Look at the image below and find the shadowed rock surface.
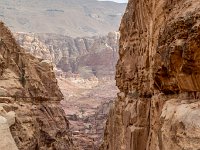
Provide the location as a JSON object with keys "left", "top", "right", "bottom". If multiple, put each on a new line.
{"left": 0, "top": 22, "right": 74, "bottom": 150}
{"left": 100, "top": 0, "right": 200, "bottom": 150}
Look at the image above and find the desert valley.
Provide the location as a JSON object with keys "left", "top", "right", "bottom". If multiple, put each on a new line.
{"left": 1, "top": 0, "right": 200, "bottom": 150}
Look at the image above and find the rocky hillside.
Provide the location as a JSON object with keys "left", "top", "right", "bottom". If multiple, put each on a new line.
{"left": 14, "top": 32, "right": 119, "bottom": 78}
{"left": 101, "top": 0, "right": 200, "bottom": 150}
{"left": 0, "top": 22, "right": 74, "bottom": 150}
{"left": 0, "top": 0, "right": 126, "bottom": 37}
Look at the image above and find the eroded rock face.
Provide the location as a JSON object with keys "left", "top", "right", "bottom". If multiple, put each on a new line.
{"left": 14, "top": 32, "right": 119, "bottom": 78}
{"left": 101, "top": 0, "right": 200, "bottom": 150}
{"left": 14, "top": 31, "right": 120, "bottom": 149}
{"left": 0, "top": 22, "right": 74, "bottom": 150}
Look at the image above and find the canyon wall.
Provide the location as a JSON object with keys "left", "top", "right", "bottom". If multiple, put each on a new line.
{"left": 15, "top": 32, "right": 119, "bottom": 79}
{"left": 14, "top": 31, "right": 120, "bottom": 150}
{"left": 101, "top": 0, "right": 200, "bottom": 150}
{"left": 0, "top": 22, "right": 74, "bottom": 150}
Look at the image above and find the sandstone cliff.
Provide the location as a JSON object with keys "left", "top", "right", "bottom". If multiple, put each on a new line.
{"left": 101, "top": 0, "right": 200, "bottom": 150}
{"left": 0, "top": 22, "right": 74, "bottom": 150}
{"left": 14, "top": 31, "right": 120, "bottom": 150}
{"left": 15, "top": 32, "right": 119, "bottom": 78}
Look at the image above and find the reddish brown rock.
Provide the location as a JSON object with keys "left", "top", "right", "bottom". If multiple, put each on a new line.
{"left": 0, "top": 22, "right": 74, "bottom": 150}
{"left": 14, "top": 32, "right": 119, "bottom": 78}
{"left": 101, "top": 0, "right": 200, "bottom": 150}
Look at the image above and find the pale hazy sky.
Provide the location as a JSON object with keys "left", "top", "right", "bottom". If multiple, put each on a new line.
{"left": 98, "top": 0, "right": 128, "bottom": 3}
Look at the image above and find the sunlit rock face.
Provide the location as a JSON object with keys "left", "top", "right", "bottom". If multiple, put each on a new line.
{"left": 0, "top": 22, "right": 74, "bottom": 150}
{"left": 100, "top": 0, "right": 200, "bottom": 150}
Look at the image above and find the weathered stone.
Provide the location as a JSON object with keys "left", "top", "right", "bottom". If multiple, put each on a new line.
{"left": 14, "top": 32, "right": 119, "bottom": 78}
{"left": 101, "top": 0, "right": 200, "bottom": 150}
{"left": 0, "top": 22, "right": 74, "bottom": 150}
{"left": 0, "top": 104, "right": 18, "bottom": 150}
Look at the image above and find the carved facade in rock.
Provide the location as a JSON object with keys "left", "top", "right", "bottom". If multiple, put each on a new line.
{"left": 0, "top": 22, "right": 74, "bottom": 150}
{"left": 101, "top": 0, "right": 200, "bottom": 150}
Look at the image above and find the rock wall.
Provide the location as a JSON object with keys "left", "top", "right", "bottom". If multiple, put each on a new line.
{"left": 0, "top": 22, "right": 74, "bottom": 150}
{"left": 101, "top": 0, "right": 200, "bottom": 150}
{"left": 14, "top": 30, "right": 120, "bottom": 150}
{"left": 14, "top": 32, "right": 119, "bottom": 78}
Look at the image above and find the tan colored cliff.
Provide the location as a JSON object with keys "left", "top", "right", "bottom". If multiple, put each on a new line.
{"left": 14, "top": 32, "right": 119, "bottom": 78}
{"left": 0, "top": 21, "right": 74, "bottom": 150}
{"left": 101, "top": 0, "right": 200, "bottom": 150}
{"left": 14, "top": 31, "right": 120, "bottom": 149}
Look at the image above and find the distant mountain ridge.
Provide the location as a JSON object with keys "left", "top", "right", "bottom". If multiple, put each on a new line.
{"left": 0, "top": 0, "right": 126, "bottom": 37}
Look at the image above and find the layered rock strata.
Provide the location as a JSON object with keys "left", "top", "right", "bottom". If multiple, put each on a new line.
{"left": 0, "top": 22, "right": 74, "bottom": 150}
{"left": 15, "top": 32, "right": 119, "bottom": 78}
{"left": 14, "top": 30, "right": 120, "bottom": 150}
{"left": 101, "top": 0, "right": 200, "bottom": 150}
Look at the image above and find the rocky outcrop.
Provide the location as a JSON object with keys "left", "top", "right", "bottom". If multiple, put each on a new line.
{"left": 0, "top": 22, "right": 74, "bottom": 149}
{"left": 101, "top": 0, "right": 200, "bottom": 150}
{"left": 14, "top": 32, "right": 119, "bottom": 78}
{"left": 14, "top": 33, "right": 52, "bottom": 62}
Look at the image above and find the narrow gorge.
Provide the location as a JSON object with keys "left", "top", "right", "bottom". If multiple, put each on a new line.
{"left": 100, "top": 0, "right": 200, "bottom": 150}
{"left": 0, "top": 0, "right": 126, "bottom": 149}
{"left": 3, "top": 0, "right": 200, "bottom": 150}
